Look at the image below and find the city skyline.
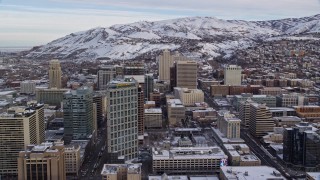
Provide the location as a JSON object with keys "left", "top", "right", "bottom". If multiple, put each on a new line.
{"left": 1, "top": 0, "right": 320, "bottom": 47}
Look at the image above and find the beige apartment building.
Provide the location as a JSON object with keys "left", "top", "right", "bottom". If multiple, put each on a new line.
{"left": 65, "top": 145, "right": 81, "bottom": 176}
{"left": 249, "top": 103, "right": 275, "bottom": 137}
{"left": 18, "top": 142, "right": 66, "bottom": 180}
{"left": 173, "top": 87, "right": 204, "bottom": 106}
{"left": 49, "top": 59, "right": 62, "bottom": 89}
{"left": 0, "top": 104, "right": 45, "bottom": 176}
{"left": 101, "top": 164, "right": 141, "bottom": 180}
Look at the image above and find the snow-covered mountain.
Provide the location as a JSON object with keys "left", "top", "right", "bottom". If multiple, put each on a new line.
{"left": 25, "top": 14, "right": 320, "bottom": 61}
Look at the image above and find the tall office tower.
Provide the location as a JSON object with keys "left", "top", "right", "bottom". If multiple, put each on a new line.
{"left": 97, "top": 65, "right": 118, "bottom": 90}
{"left": 28, "top": 102, "right": 45, "bottom": 144}
{"left": 176, "top": 61, "right": 197, "bottom": 89}
{"left": 158, "top": 49, "right": 174, "bottom": 84}
{"left": 0, "top": 105, "right": 45, "bottom": 176}
{"left": 63, "top": 87, "right": 94, "bottom": 143}
{"left": 239, "top": 98, "right": 255, "bottom": 127}
{"left": 170, "top": 64, "right": 177, "bottom": 91}
{"left": 224, "top": 65, "right": 242, "bottom": 85}
{"left": 106, "top": 78, "right": 138, "bottom": 160}
{"left": 283, "top": 124, "right": 320, "bottom": 171}
{"left": 249, "top": 103, "right": 274, "bottom": 138}
{"left": 49, "top": 59, "right": 62, "bottom": 89}
{"left": 18, "top": 142, "right": 66, "bottom": 180}
{"left": 138, "top": 86, "right": 144, "bottom": 136}
{"left": 144, "top": 74, "right": 154, "bottom": 100}
{"left": 93, "top": 94, "right": 104, "bottom": 127}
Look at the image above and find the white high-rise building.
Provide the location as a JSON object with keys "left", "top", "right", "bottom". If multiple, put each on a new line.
{"left": 106, "top": 78, "right": 138, "bottom": 160}
{"left": 224, "top": 65, "right": 242, "bottom": 85}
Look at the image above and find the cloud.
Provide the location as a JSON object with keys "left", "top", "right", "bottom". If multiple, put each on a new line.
{"left": 50, "top": 0, "right": 320, "bottom": 20}
{"left": 1, "top": 0, "right": 319, "bottom": 46}
{"left": 0, "top": 5, "right": 181, "bottom": 46}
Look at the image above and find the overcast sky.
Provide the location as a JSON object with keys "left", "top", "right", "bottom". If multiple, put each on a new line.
{"left": 1, "top": 0, "right": 319, "bottom": 47}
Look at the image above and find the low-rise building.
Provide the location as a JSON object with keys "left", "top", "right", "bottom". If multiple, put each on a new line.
{"left": 65, "top": 145, "right": 81, "bottom": 176}
{"left": 152, "top": 147, "right": 227, "bottom": 175}
{"left": 294, "top": 105, "right": 320, "bottom": 123}
{"left": 20, "top": 81, "right": 36, "bottom": 94}
{"left": 144, "top": 108, "right": 162, "bottom": 129}
{"left": 174, "top": 87, "right": 204, "bottom": 106}
{"left": 274, "top": 116, "right": 301, "bottom": 127}
{"left": 223, "top": 144, "right": 261, "bottom": 166}
{"left": 220, "top": 166, "right": 285, "bottom": 180}
{"left": 101, "top": 164, "right": 141, "bottom": 180}
{"left": 18, "top": 142, "right": 66, "bottom": 180}
{"left": 259, "top": 87, "right": 287, "bottom": 96}
{"left": 167, "top": 99, "right": 185, "bottom": 126}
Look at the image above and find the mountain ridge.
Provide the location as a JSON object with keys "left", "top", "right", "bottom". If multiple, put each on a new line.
{"left": 25, "top": 14, "right": 320, "bottom": 61}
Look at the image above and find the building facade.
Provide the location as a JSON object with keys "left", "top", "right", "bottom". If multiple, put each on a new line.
{"left": 63, "top": 87, "right": 94, "bottom": 143}
{"left": 224, "top": 65, "right": 242, "bottom": 86}
{"left": 0, "top": 104, "right": 45, "bottom": 176}
{"left": 97, "top": 65, "right": 118, "bottom": 90}
{"left": 49, "top": 59, "right": 62, "bottom": 89}
{"left": 101, "top": 164, "right": 141, "bottom": 180}
{"left": 173, "top": 87, "right": 204, "bottom": 106}
{"left": 64, "top": 145, "right": 81, "bottom": 176}
{"left": 144, "top": 74, "right": 154, "bottom": 100}
{"left": 152, "top": 147, "right": 227, "bottom": 174}
{"left": 17, "top": 142, "right": 66, "bottom": 180}
{"left": 106, "top": 78, "right": 138, "bottom": 160}
{"left": 249, "top": 103, "right": 274, "bottom": 138}
{"left": 167, "top": 99, "right": 185, "bottom": 126}
{"left": 176, "top": 61, "right": 197, "bottom": 89}
{"left": 144, "top": 108, "right": 162, "bottom": 129}
{"left": 36, "top": 88, "right": 68, "bottom": 106}
{"left": 218, "top": 112, "right": 241, "bottom": 139}
{"left": 283, "top": 124, "right": 320, "bottom": 171}
{"left": 20, "top": 81, "right": 36, "bottom": 94}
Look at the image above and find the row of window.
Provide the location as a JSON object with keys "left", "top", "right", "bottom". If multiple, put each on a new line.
{"left": 110, "top": 103, "right": 137, "bottom": 111}
{"left": 109, "top": 89, "right": 137, "bottom": 98}
{"left": 109, "top": 110, "right": 137, "bottom": 119}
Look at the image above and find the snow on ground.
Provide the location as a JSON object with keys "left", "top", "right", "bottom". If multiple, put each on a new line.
{"left": 127, "top": 31, "right": 161, "bottom": 40}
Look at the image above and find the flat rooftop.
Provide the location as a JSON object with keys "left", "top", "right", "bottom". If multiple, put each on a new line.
{"left": 149, "top": 175, "right": 188, "bottom": 180}
{"left": 221, "top": 166, "right": 285, "bottom": 180}
{"left": 152, "top": 146, "right": 227, "bottom": 160}
{"left": 145, "top": 108, "right": 162, "bottom": 114}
